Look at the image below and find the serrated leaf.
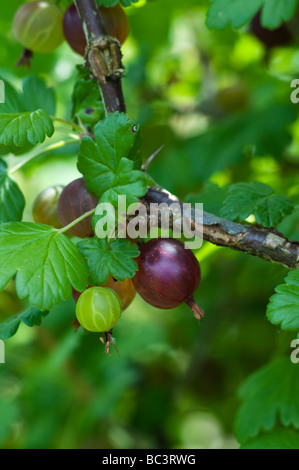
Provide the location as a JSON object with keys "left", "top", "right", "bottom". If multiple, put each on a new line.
{"left": 0, "top": 159, "right": 25, "bottom": 223}
{"left": 267, "top": 269, "right": 299, "bottom": 330}
{"left": 78, "top": 237, "right": 139, "bottom": 285}
{"left": 254, "top": 194, "right": 294, "bottom": 226}
{"left": 240, "top": 427, "right": 299, "bottom": 449}
{"left": 99, "top": 157, "right": 149, "bottom": 206}
{"left": 220, "top": 181, "right": 293, "bottom": 227}
{"left": 0, "top": 307, "right": 49, "bottom": 340}
{"left": 78, "top": 113, "right": 148, "bottom": 206}
{"left": 0, "top": 76, "right": 56, "bottom": 152}
{"left": 92, "top": 112, "right": 141, "bottom": 169}
{"left": 221, "top": 181, "right": 273, "bottom": 221}
{"left": 0, "top": 110, "right": 54, "bottom": 147}
{"left": 235, "top": 357, "right": 299, "bottom": 443}
{"left": 206, "top": 0, "right": 298, "bottom": 30}
{"left": 0, "top": 142, "right": 34, "bottom": 157}
{"left": 0, "top": 223, "right": 88, "bottom": 310}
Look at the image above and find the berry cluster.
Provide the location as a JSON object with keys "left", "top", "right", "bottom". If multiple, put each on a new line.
{"left": 32, "top": 177, "right": 204, "bottom": 353}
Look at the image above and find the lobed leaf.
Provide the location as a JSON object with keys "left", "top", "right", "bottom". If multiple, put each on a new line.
{"left": 0, "top": 223, "right": 88, "bottom": 310}
{"left": 0, "top": 76, "right": 56, "bottom": 152}
{"left": 206, "top": 0, "right": 298, "bottom": 30}
{"left": 235, "top": 357, "right": 299, "bottom": 443}
{"left": 220, "top": 181, "right": 294, "bottom": 227}
{"left": 267, "top": 269, "right": 299, "bottom": 330}
{"left": 0, "top": 307, "right": 49, "bottom": 340}
{"left": 78, "top": 113, "right": 148, "bottom": 207}
{"left": 77, "top": 237, "right": 139, "bottom": 285}
{"left": 0, "top": 110, "right": 54, "bottom": 147}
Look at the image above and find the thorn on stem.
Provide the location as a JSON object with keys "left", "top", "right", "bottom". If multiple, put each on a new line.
{"left": 142, "top": 145, "right": 165, "bottom": 171}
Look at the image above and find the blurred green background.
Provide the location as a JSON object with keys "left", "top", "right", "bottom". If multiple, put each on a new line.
{"left": 0, "top": 0, "right": 298, "bottom": 449}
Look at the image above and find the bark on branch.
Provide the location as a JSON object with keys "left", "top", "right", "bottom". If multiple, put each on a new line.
{"left": 144, "top": 188, "right": 299, "bottom": 270}
{"left": 75, "top": 0, "right": 299, "bottom": 270}
{"left": 74, "top": 0, "right": 126, "bottom": 114}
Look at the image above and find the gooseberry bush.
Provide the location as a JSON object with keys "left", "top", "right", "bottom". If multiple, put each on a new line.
{"left": 0, "top": 0, "right": 298, "bottom": 450}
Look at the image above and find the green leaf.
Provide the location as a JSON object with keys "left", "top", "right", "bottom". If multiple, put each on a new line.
{"left": 235, "top": 357, "right": 299, "bottom": 443}
{"left": 0, "top": 110, "right": 54, "bottom": 147}
{"left": 206, "top": 0, "right": 263, "bottom": 29}
{"left": 261, "top": 0, "right": 299, "bottom": 29}
{"left": 0, "top": 75, "right": 56, "bottom": 117}
{"left": 0, "top": 307, "right": 49, "bottom": 340}
{"left": 71, "top": 66, "right": 104, "bottom": 130}
{"left": 99, "top": 157, "right": 150, "bottom": 206}
{"left": 21, "top": 76, "right": 56, "bottom": 116}
{"left": 255, "top": 194, "right": 294, "bottom": 226}
{"left": 267, "top": 269, "right": 299, "bottom": 330}
{"left": 0, "top": 223, "right": 88, "bottom": 310}
{"left": 220, "top": 181, "right": 294, "bottom": 227}
{"left": 0, "top": 80, "right": 24, "bottom": 114}
{"left": 206, "top": 0, "right": 299, "bottom": 30}
{"left": 0, "top": 76, "right": 56, "bottom": 152}
{"left": 77, "top": 237, "right": 139, "bottom": 285}
{"left": 0, "top": 159, "right": 25, "bottom": 223}
{"left": 0, "top": 142, "right": 34, "bottom": 157}
{"left": 78, "top": 113, "right": 148, "bottom": 206}
{"left": 92, "top": 112, "right": 141, "bottom": 169}
{"left": 240, "top": 427, "right": 299, "bottom": 449}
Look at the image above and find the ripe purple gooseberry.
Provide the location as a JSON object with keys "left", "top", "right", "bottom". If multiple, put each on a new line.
{"left": 133, "top": 238, "right": 204, "bottom": 320}
{"left": 57, "top": 177, "right": 98, "bottom": 238}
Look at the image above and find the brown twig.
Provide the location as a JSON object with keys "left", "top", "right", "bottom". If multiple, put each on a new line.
{"left": 74, "top": 0, "right": 126, "bottom": 114}
{"left": 143, "top": 187, "right": 299, "bottom": 270}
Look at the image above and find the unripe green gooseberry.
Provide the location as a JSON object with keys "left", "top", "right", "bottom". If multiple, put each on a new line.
{"left": 13, "top": 1, "right": 64, "bottom": 53}
{"left": 76, "top": 286, "right": 122, "bottom": 332}
{"left": 32, "top": 185, "right": 64, "bottom": 228}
